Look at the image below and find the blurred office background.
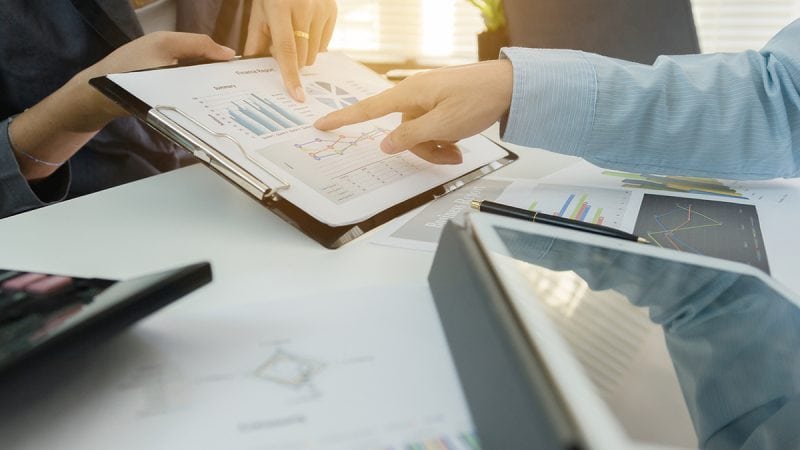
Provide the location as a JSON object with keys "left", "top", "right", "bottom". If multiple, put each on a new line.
{"left": 328, "top": 0, "right": 800, "bottom": 66}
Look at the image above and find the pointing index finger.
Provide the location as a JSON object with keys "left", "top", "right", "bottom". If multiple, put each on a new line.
{"left": 314, "top": 87, "right": 405, "bottom": 130}
{"left": 269, "top": 11, "right": 305, "bottom": 102}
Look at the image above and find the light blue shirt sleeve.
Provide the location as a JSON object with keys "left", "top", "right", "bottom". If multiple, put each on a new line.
{"left": 500, "top": 19, "right": 800, "bottom": 181}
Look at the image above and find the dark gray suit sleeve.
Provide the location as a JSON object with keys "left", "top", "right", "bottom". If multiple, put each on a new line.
{"left": 0, "top": 117, "right": 71, "bottom": 218}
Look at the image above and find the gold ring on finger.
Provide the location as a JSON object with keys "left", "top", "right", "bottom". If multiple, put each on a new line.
{"left": 294, "top": 30, "right": 310, "bottom": 40}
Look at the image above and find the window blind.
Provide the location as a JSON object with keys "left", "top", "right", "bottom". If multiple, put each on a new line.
{"left": 329, "top": 0, "right": 484, "bottom": 65}
{"left": 692, "top": 0, "right": 800, "bottom": 52}
{"left": 328, "top": 1, "right": 800, "bottom": 66}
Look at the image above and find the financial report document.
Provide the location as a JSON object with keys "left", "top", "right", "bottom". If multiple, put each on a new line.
{"left": 107, "top": 53, "right": 508, "bottom": 226}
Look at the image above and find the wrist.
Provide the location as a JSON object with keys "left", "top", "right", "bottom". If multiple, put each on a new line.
{"left": 63, "top": 70, "right": 126, "bottom": 131}
{"left": 8, "top": 113, "right": 67, "bottom": 181}
{"left": 8, "top": 71, "right": 119, "bottom": 181}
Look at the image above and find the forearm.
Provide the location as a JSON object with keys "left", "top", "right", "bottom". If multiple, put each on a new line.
{"left": 9, "top": 71, "right": 116, "bottom": 181}
{"left": 501, "top": 20, "right": 800, "bottom": 180}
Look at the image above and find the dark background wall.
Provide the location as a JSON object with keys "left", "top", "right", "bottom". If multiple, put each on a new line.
{"left": 503, "top": 0, "right": 700, "bottom": 64}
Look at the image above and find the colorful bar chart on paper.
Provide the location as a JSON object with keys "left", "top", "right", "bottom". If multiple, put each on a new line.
{"left": 518, "top": 184, "right": 632, "bottom": 228}
{"left": 366, "top": 432, "right": 480, "bottom": 450}
{"left": 398, "top": 432, "right": 481, "bottom": 450}
{"left": 601, "top": 171, "right": 748, "bottom": 199}
{"left": 195, "top": 90, "right": 310, "bottom": 138}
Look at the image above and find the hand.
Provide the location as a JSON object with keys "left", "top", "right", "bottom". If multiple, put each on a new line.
{"left": 77, "top": 32, "right": 236, "bottom": 128}
{"left": 314, "top": 59, "right": 514, "bottom": 165}
{"left": 10, "top": 32, "right": 235, "bottom": 181}
{"left": 243, "top": 0, "right": 338, "bottom": 102}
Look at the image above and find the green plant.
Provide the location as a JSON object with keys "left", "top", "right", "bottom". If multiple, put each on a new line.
{"left": 467, "top": 0, "right": 506, "bottom": 32}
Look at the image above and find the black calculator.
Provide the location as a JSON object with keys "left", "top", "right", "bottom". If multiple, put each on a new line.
{"left": 0, "top": 263, "right": 212, "bottom": 383}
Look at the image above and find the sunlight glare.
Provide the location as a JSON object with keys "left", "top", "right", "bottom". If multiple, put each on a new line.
{"left": 422, "top": 0, "right": 455, "bottom": 57}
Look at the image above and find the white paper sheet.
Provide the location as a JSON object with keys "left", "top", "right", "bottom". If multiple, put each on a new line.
{"left": 108, "top": 53, "right": 507, "bottom": 226}
{"left": 372, "top": 177, "right": 516, "bottom": 252}
{"left": 0, "top": 285, "right": 478, "bottom": 450}
{"left": 527, "top": 161, "right": 800, "bottom": 293}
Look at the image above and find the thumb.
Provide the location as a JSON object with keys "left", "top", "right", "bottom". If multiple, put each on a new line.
{"left": 381, "top": 114, "right": 438, "bottom": 154}
{"left": 163, "top": 33, "right": 236, "bottom": 61}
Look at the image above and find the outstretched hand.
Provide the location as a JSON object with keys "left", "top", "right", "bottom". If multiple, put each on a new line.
{"left": 79, "top": 32, "right": 237, "bottom": 128}
{"left": 244, "top": 0, "right": 338, "bottom": 102}
{"left": 314, "top": 59, "right": 514, "bottom": 164}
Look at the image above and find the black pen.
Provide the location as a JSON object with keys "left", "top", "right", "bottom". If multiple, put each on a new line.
{"left": 471, "top": 200, "right": 650, "bottom": 244}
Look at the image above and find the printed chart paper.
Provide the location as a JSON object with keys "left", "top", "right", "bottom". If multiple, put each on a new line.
{"left": 0, "top": 286, "right": 478, "bottom": 450}
{"left": 107, "top": 53, "right": 507, "bottom": 226}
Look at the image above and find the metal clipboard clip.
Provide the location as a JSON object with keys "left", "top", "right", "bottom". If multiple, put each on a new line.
{"left": 147, "top": 105, "right": 291, "bottom": 201}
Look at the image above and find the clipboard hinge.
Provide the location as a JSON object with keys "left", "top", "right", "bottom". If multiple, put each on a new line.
{"left": 147, "top": 106, "right": 291, "bottom": 201}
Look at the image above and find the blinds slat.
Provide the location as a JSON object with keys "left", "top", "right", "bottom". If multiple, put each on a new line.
{"left": 330, "top": 1, "right": 800, "bottom": 65}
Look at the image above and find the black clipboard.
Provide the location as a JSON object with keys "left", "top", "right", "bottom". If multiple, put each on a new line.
{"left": 90, "top": 63, "right": 517, "bottom": 249}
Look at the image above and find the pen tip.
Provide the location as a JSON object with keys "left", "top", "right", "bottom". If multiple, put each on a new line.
{"left": 637, "top": 237, "right": 651, "bottom": 244}
{"left": 470, "top": 200, "right": 481, "bottom": 210}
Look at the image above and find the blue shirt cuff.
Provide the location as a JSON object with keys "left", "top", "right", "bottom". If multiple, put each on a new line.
{"left": 499, "top": 48, "right": 597, "bottom": 157}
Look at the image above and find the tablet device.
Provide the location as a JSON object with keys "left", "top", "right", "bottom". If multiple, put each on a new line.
{"left": 0, "top": 263, "right": 212, "bottom": 385}
{"left": 429, "top": 213, "right": 800, "bottom": 450}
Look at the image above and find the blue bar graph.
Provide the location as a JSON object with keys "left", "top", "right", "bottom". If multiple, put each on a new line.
{"left": 223, "top": 94, "right": 306, "bottom": 136}
{"left": 578, "top": 204, "right": 591, "bottom": 221}
{"left": 230, "top": 108, "right": 268, "bottom": 135}
{"left": 248, "top": 99, "right": 294, "bottom": 128}
{"left": 558, "top": 194, "right": 575, "bottom": 216}
{"left": 251, "top": 94, "right": 305, "bottom": 126}
{"left": 236, "top": 102, "right": 281, "bottom": 132}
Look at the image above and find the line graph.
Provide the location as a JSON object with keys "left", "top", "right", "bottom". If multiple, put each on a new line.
{"left": 648, "top": 203, "right": 722, "bottom": 254}
{"left": 255, "top": 126, "right": 427, "bottom": 204}
{"left": 633, "top": 194, "right": 770, "bottom": 272}
{"left": 294, "top": 128, "right": 388, "bottom": 160}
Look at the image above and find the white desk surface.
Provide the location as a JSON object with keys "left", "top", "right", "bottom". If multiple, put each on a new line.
{"left": 0, "top": 135, "right": 577, "bottom": 449}
{"left": 0, "top": 138, "right": 575, "bottom": 290}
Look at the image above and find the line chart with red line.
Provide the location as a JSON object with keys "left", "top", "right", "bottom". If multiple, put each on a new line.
{"left": 632, "top": 194, "right": 770, "bottom": 273}
{"left": 294, "top": 128, "right": 388, "bottom": 160}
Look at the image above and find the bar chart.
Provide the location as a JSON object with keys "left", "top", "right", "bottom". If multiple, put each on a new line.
{"left": 601, "top": 170, "right": 748, "bottom": 199}
{"left": 403, "top": 432, "right": 480, "bottom": 450}
{"left": 368, "top": 431, "right": 480, "bottom": 450}
{"left": 195, "top": 90, "right": 309, "bottom": 138}
{"left": 523, "top": 184, "right": 632, "bottom": 228}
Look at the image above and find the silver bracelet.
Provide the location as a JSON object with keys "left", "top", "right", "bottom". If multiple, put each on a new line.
{"left": 7, "top": 114, "right": 65, "bottom": 167}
